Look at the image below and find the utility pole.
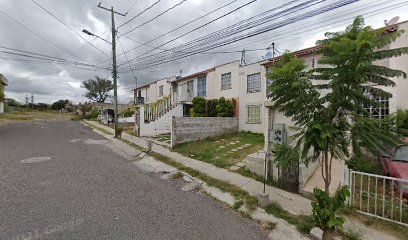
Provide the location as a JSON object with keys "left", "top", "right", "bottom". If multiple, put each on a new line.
{"left": 97, "top": 2, "right": 126, "bottom": 138}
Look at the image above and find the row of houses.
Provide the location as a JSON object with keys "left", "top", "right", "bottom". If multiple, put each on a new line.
{"left": 131, "top": 20, "right": 408, "bottom": 194}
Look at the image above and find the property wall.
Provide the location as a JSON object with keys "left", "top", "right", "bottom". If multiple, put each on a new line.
{"left": 139, "top": 104, "right": 183, "bottom": 136}
{"left": 171, "top": 117, "right": 238, "bottom": 147}
{"left": 0, "top": 102, "right": 4, "bottom": 114}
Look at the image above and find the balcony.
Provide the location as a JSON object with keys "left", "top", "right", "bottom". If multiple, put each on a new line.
{"left": 134, "top": 97, "right": 145, "bottom": 105}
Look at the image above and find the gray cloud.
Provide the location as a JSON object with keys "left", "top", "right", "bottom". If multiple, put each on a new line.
{"left": 1, "top": 0, "right": 407, "bottom": 104}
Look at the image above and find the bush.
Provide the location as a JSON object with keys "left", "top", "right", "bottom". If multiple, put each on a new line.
{"left": 192, "top": 96, "right": 206, "bottom": 117}
{"left": 216, "top": 97, "right": 228, "bottom": 117}
{"left": 226, "top": 98, "right": 237, "bottom": 117}
{"left": 397, "top": 109, "right": 408, "bottom": 136}
{"left": 123, "top": 109, "right": 134, "bottom": 117}
{"left": 207, "top": 99, "right": 218, "bottom": 117}
{"left": 346, "top": 155, "right": 383, "bottom": 175}
{"left": 311, "top": 186, "right": 350, "bottom": 231}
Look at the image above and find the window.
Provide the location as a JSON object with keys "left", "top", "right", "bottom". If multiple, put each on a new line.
{"left": 363, "top": 95, "right": 389, "bottom": 119}
{"left": 137, "top": 90, "right": 141, "bottom": 97}
{"left": 247, "top": 73, "right": 261, "bottom": 93}
{"left": 146, "top": 88, "right": 149, "bottom": 101}
{"left": 159, "top": 85, "right": 164, "bottom": 97}
{"left": 197, "top": 75, "right": 206, "bottom": 97}
{"left": 246, "top": 105, "right": 261, "bottom": 124}
{"left": 221, "top": 73, "right": 232, "bottom": 90}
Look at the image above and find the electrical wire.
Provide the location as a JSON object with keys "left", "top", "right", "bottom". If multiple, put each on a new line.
{"left": 97, "top": 0, "right": 243, "bottom": 66}
{"left": 31, "top": 0, "right": 110, "bottom": 58}
{"left": 0, "top": 8, "right": 77, "bottom": 58}
{"left": 120, "top": 0, "right": 359, "bottom": 71}
{"left": 117, "top": 0, "right": 163, "bottom": 28}
{"left": 120, "top": 0, "right": 189, "bottom": 36}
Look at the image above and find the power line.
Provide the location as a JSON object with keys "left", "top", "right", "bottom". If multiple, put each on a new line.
{"left": 118, "top": 0, "right": 163, "bottom": 28}
{"left": 118, "top": 38, "right": 138, "bottom": 87}
{"left": 119, "top": 0, "right": 319, "bottom": 69}
{"left": 117, "top": 0, "right": 262, "bottom": 68}
{"left": 97, "top": 0, "right": 243, "bottom": 66}
{"left": 120, "top": 0, "right": 359, "bottom": 71}
{"left": 0, "top": 8, "right": 77, "bottom": 57}
{"left": 121, "top": 0, "right": 189, "bottom": 36}
{"left": 125, "top": 0, "right": 141, "bottom": 14}
{"left": 30, "top": 0, "right": 110, "bottom": 58}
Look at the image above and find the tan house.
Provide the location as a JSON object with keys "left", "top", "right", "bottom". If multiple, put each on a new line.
{"left": 0, "top": 74, "right": 8, "bottom": 114}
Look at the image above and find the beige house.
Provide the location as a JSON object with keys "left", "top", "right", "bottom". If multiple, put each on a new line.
{"left": 131, "top": 20, "right": 408, "bottom": 194}
{"left": 0, "top": 74, "right": 8, "bottom": 114}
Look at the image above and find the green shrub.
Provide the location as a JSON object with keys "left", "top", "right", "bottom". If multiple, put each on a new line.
{"left": 123, "top": 109, "right": 134, "bottom": 117}
{"left": 346, "top": 155, "right": 383, "bottom": 175}
{"left": 311, "top": 186, "right": 350, "bottom": 231}
{"left": 192, "top": 96, "right": 206, "bottom": 117}
{"left": 207, "top": 99, "right": 218, "bottom": 117}
{"left": 216, "top": 97, "right": 228, "bottom": 117}
{"left": 226, "top": 98, "right": 237, "bottom": 117}
{"left": 397, "top": 109, "right": 408, "bottom": 136}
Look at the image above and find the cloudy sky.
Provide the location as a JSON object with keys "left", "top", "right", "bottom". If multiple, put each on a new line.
{"left": 0, "top": 0, "right": 407, "bottom": 104}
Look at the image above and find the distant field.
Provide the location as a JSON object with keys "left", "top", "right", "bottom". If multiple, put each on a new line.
{"left": 0, "top": 110, "right": 70, "bottom": 123}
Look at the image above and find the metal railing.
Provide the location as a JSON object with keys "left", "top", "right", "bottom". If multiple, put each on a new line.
{"left": 144, "top": 95, "right": 175, "bottom": 122}
{"left": 346, "top": 170, "right": 408, "bottom": 226}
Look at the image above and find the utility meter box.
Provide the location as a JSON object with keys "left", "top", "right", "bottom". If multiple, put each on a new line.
{"left": 269, "top": 124, "right": 286, "bottom": 144}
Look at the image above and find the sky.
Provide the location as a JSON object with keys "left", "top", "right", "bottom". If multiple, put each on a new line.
{"left": 0, "top": 0, "right": 407, "bottom": 104}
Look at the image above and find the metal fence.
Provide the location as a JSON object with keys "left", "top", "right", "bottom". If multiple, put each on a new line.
{"left": 345, "top": 169, "right": 408, "bottom": 226}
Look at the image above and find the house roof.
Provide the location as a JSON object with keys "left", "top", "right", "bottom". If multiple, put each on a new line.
{"left": 170, "top": 68, "right": 215, "bottom": 83}
{"left": 263, "top": 45, "right": 324, "bottom": 67}
{"left": 263, "top": 21, "right": 405, "bottom": 67}
{"left": 0, "top": 74, "right": 8, "bottom": 86}
{"left": 131, "top": 76, "right": 177, "bottom": 91}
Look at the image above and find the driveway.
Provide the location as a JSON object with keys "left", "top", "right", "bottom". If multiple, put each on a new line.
{"left": 0, "top": 120, "right": 268, "bottom": 240}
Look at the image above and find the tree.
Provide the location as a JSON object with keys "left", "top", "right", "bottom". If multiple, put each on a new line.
{"left": 267, "top": 17, "right": 408, "bottom": 194}
{"left": 51, "top": 99, "right": 69, "bottom": 111}
{"left": 82, "top": 76, "right": 113, "bottom": 103}
{"left": 5, "top": 98, "right": 20, "bottom": 107}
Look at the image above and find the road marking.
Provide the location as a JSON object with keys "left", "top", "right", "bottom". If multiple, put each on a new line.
{"left": 20, "top": 157, "right": 52, "bottom": 164}
{"left": 9, "top": 218, "right": 84, "bottom": 240}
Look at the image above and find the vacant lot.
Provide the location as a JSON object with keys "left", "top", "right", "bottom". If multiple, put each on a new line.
{"left": 172, "top": 132, "right": 264, "bottom": 168}
{"left": 0, "top": 110, "right": 70, "bottom": 123}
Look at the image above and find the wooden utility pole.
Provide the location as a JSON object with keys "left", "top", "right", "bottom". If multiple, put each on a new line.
{"left": 97, "top": 2, "right": 126, "bottom": 138}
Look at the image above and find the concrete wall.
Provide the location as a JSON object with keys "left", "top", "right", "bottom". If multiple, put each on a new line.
{"left": 0, "top": 102, "right": 4, "bottom": 114}
{"left": 171, "top": 117, "right": 238, "bottom": 147}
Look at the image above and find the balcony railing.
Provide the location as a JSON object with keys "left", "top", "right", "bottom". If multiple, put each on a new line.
{"left": 134, "top": 97, "right": 145, "bottom": 105}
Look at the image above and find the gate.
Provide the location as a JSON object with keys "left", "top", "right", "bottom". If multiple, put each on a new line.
{"left": 345, "top": 169, "right": 408, "bottom": 226}
{"left": 277, "top": 162, "right": 299, "bottom": 193}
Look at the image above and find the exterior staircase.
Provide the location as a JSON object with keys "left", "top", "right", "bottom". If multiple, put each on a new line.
{"left": 144, "top": 95, "right": 179, "bottom": 123}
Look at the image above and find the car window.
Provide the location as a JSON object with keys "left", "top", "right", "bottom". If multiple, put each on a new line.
{"left": 394, "top": 146, "right": 408, "bottom": 162}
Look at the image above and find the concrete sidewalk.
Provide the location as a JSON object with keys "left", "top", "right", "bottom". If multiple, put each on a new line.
{"left": 84, "top": 120, "right": 311, "bottom": 215}
{"left": 83, "top": 120, "right": 399, "bottom": 240}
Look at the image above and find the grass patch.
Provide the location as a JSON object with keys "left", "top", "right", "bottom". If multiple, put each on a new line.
{"left": 149, "top": 152, "right": 258, "bottom": 212}
{"left": 236, "top": 168, "right": 278, "bottom": 187}
{"left": 84, "top": 121, "right": 114, "bottom": 136}
{"left": 172, "top": 131, "right": 264, "bottom": 168}
{"left": 119, "top": 138, "right": 146, "bottom": 152}
{"left": 265, "top": 201, "right": 314, "bottom": 234}
{"left": 0, "top": 110, "right": 70, "bottom": 122}
{"left": 260, "top": 221, "right": 277, "bottom": 231}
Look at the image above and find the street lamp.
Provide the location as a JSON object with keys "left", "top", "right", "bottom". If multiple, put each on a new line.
{"left": 82, "top": 29, "right": 111, "bottom": 44}
{"left": 82, "top": 28, "right": 119, "bottom": 138}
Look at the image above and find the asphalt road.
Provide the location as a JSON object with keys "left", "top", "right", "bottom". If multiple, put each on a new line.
{"left": 0, "top": 120, "right": 268, "bottom": 240}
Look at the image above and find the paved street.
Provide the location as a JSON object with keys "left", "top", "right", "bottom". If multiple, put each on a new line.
{"left": 0, "top": 120, "right": 268, "bottom": 240}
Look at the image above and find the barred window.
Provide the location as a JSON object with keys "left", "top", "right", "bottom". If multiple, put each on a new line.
{"left": 364, "top": 95, "right": 390, "bottom": 119}
{"left": 197, "top": 75, "right": 206, "bottom": 97}
{"left": 247, "top": 105, "right": 261, "bottom": 124}
{"left": 159, "top": 85, "right": 164, "bottom": 97}
{"left": 221, "top": 73, "right": 232, "bottom": 90}
{"left": 247, "top": 73, "right": 261, "bottom": 93}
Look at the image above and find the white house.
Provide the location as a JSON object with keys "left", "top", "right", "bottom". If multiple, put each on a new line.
{"left": 261, "top": 20, "right": 408, "bottom": 194}
{"left": 0, "top": 74, "right": 8, "bottom": 114}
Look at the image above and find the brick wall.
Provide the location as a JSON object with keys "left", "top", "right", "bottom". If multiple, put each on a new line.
{"left": 171, "top": 116, "right": 238, "bottom": 147}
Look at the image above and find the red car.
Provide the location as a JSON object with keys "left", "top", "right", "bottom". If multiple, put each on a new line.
{"left": 379, "top": 140, "right": 408, "bottom": 196}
